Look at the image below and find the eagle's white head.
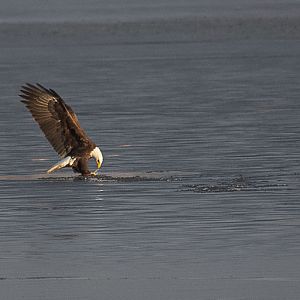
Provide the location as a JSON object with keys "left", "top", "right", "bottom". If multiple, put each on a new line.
{"left": 90, "top": 147, "right": 103, "bottom": 169}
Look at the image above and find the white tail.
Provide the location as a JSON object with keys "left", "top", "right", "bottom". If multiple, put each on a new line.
{"left": 47, "top": 156, "right": 75, "bottom": 174}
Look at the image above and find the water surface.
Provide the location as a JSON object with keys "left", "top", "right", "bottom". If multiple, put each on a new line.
{"left": 1, "top": 10, "right": 300, "bottom": 300}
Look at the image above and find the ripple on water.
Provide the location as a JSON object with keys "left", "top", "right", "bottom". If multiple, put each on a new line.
{"left": 180, "top": 175, "right": 290, "bottom": 193}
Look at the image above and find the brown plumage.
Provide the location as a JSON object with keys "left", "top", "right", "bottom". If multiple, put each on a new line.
{"left": 20, "top": 83, "right": 103, "bottom": 176}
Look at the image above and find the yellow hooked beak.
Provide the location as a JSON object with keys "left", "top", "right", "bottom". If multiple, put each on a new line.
{"left": 97, "top": 160, "right": 102, "bottom": 169}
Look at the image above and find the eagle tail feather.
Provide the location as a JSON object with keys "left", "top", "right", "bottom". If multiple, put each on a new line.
{"left": 47, "top": 156, "right": 75, "bottom": 174}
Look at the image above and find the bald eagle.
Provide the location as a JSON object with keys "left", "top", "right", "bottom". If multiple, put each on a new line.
{"left": 20, "top": 83, "right": 103, "bottom": 176}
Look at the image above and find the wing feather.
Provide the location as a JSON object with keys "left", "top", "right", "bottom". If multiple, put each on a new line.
{"left": 20, "top": 83, "right": 96, "bottom": 158}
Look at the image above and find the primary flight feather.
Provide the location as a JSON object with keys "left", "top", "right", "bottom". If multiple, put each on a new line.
{"left": 20, "top": 83, "right": 103, "bottom": 176}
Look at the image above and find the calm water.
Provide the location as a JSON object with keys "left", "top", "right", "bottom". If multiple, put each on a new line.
{"left": 1, "top": 8, "right": 300, "bottom": 300}
{"left": 1, "top": 0, "right": 300, "bottom": 22}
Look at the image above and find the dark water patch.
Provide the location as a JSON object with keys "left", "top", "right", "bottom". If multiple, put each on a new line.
{"left": 77, "top": 174, "right": 178, "bottom": 182}
{"left": 180, "top": 175, "right": 289, "bottom": 193}
{"left": 46, "top": 174, "right": 179, "bottom": 184}
{"left": 0, "top": 171, "right": 181, "bottom": 183}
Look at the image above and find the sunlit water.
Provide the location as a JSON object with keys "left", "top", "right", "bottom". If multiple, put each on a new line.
{"left": 1, "top": 10, "right": 300, "bottom": 300}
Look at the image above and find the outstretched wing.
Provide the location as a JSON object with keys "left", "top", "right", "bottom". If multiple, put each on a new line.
{"left": 20, "top": 83, "right": 96, "bottom": 158}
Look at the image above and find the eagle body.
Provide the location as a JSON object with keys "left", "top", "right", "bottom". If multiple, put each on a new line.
{"left": 20, "top": 83, "right": 103, "bottom": 176}
{"left": 71, "top": 156, "right": 93, "bottom": 176}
